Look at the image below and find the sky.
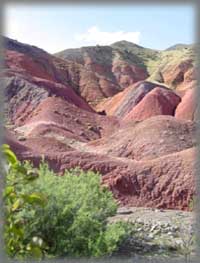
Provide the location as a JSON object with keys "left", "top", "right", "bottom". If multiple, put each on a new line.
{"left": 4, "top": 4, "right": 195, "bottom": 54}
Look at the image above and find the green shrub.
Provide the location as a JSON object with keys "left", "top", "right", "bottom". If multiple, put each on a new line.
{"left": 2, "top": 144, "right": 129, "bottom": 259}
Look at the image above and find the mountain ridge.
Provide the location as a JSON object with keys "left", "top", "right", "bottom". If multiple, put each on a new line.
{"left": 54, "top": 39, "right": 195, "bottom": 54}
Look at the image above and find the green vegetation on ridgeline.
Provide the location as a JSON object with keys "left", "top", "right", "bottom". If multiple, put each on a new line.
{"left": 2, "top": 144, "right": 130, "bottom": 260}
{"left": 111, "top": 40, "right": 160, "bottom": 71}
{"left": 55, "top": 40, "right": 195, "bottom": 81}
{"left": 147, "top": 47, "right": 195, "bottom": 84}
{"left": 55, "top": 40, "right": 160, "bottom": 73}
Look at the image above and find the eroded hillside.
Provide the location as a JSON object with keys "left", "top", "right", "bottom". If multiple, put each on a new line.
{"left": 2, "top": 36, "right": 198, "bottom": 210}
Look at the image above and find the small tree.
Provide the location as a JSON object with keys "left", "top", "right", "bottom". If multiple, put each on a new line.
{"left": 2, "top": 144, "right": 48, "bottom": 259}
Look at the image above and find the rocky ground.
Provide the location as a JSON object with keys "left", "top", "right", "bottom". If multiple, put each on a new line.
{"left": 110, "top": 207, "right": 196, "bottom": 260}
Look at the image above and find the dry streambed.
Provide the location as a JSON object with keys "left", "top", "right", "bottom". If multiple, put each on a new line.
{"left": 109, "top": 207, "right": 196, "bottom": 259}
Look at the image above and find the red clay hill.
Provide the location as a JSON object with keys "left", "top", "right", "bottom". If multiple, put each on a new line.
{"left": 2, "top": 36, "right": 198, "bottom": 211}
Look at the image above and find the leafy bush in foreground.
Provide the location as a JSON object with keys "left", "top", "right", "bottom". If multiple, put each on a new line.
{"left": 2, "top": 144, "right": 129, "bottom": 259}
